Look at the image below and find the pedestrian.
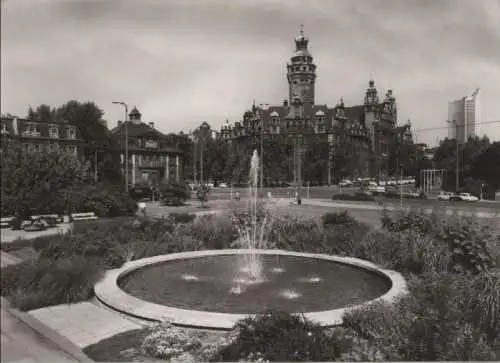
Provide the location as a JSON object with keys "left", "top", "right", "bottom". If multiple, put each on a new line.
{"left": 138, "top": 202, "right": 146, "bottom": 216}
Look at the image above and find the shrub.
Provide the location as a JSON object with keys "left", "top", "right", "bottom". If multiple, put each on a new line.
{"left": 342, "top": 272, "right": 500, "bottom": 361}
{"left": 159, "top": 184, "right": 190, "bottom": 201}
{"left": 213, "top": 310, "right": 341, "bottom": 362}
{"left": 358, "top": 229, "right": 452, "bottom": 275}
{"left": 268, "top": 215, "right": 324, "bottom": 252}
{"left": 38, "top": 231, "right": 126, "bottom": 269}
{"left": 321, "top": 222, "right": 371, "bottom": 257}
{"left": 3, "top": 256, "right": 102, "bottom": 311}
{"left": 169, "top": 213, "right": 196, "bottom": 224}
{"left": 436, "top": 219, "right": 497, "bottom": 274}
{"left": 68, "top": 183, "right": 138, "bottom": 217}
{"left": 141, "top": 323, "right": 202, "bottom": 360}
{"left": 1, "top": 260, "right": 35, "bottom": 297}
{"left": 188, "top": 214, "right": 234, "bottom": 250}
{"left": 196, "top": 185, "right": 210, "bottom": 207}
{"left": 321, "top": 211, "right": 357, "bottom": 227}
{"left": 332, "top": 193, "right": 374, "bottom": 202}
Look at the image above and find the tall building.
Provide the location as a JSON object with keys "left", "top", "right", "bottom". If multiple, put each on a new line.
{"left": 447, "top": 88, "right": 480, "bottom": 143}
{"left": 220, "top": 28, "right": 399, "bottom": 181}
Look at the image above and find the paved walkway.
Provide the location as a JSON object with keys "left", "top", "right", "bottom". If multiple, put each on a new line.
{"left": 1, "top": 223, "right": 72, "bottom": 243}
{"left": 1, "top": 303, "right": 77, "bottom": 363}
{"left": 29, "top": 302, "right": 142, "bottom": 348}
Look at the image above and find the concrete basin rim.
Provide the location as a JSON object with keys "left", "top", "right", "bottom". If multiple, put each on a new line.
{"left": 94, "top": 249, "right": 407, "bottom": 330}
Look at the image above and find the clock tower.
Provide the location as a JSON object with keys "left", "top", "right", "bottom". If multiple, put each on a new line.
{"left": 287, "top": 26, "right": 317, "bottom": 106}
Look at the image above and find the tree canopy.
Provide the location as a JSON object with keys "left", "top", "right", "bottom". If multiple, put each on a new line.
{"left": 1, "top": 141, "right": 89, "bottom": 217}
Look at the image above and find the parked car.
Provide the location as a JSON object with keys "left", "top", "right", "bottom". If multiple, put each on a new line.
{"left": 368, "top": 185, "right": 386, "bottom": 194}
{"left": 339, "top": 180, "right": 353, "bottom": 187}
{"left": 218, "top": 183, "right": 228, "bottom": 188}
{"left": 438, "top": 191, "right": 454, "bottom": 201}
{"left": 458, "top": 193, "right": 479, "bottom": 202}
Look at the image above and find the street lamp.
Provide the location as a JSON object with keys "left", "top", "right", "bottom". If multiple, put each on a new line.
{"left": 112, "top": 101, "right": 129, "bottom": 192}
{"left": 259, "top": 103, "right": 269, "bottom": 196}
{"left": 447, "top": 119, "right": 460, "bottom": 193}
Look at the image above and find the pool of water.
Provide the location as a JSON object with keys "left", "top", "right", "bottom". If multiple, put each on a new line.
{"left": 119, "top": 254, "right": 391, "bottom": 314}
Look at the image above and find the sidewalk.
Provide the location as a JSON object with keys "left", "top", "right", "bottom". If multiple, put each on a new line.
{"left": 1, "top": 303, "right": 78, "bottom": 362}
{"left": 1, "top": 223, "right": 72, "bottom": 243}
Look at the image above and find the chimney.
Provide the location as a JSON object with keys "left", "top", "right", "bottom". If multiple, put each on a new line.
{"left": 149, "top": 122, "right": 154, "bottom": 128}
{"left": 118, "top": 121, "right": 123, "bottom": 126}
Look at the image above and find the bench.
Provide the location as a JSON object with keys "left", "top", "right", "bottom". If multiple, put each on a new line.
{"left": 31, "top": 214, "right": 63, "bottom": 226}
{"left": 0, "top": 217, "right": 14, "bottom": 229}
{"left": 70, "top": 212, "right": 98, "bottom": 222}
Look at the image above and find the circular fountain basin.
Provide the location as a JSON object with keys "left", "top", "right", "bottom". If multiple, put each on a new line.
{"left": 94, "top": 249, "right": 407, "bottom": 329}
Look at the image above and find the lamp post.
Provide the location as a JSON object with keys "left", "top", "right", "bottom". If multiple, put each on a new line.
{"left": 447, "top": 119, "right": 460, "bottom": 193}
{"left": 259, "top": 103, "right": 269, "bottom": 196}
{"left": 112, "top": 101, "right": 129, "bottom": 192}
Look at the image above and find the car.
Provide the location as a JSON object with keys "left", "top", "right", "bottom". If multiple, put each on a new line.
{"left": 368, "top": 185, "right": 386, "bottom": 193}
{"left": 458, "top": 193, "right": 479, "bottom": 202}
{"left": 338, "top": 180, "right": 353, "bottom": 187}
{"left": 438, "top": 192, "right": 454, "bottom": 201}
{"left": 218, "top": 183, "right": 228, "bottom": 188}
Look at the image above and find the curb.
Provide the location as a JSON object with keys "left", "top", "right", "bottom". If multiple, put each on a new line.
{"left": 1, "top": 297, "right": 94, "bottom": 362}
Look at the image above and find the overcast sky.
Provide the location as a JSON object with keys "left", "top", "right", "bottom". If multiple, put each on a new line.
{"left": 2, "top": 0, "right": 500, "bottom": 145}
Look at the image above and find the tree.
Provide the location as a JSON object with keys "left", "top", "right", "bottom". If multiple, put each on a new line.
{"left": 0, "top": 141, "right": 89, "bottom": 218}
{"left": 29, "top": 101, "right": 123, "bottom": 185}
{"left": 433, "top": 136, "right": 492, "bottom": 191}
{"left": 471, "top": 141, "right": 500, "bottom": 191}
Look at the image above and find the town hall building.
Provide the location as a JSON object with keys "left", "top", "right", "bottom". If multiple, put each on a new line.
{"left": 220, "top": 28, "right": 399, "bottom": 180}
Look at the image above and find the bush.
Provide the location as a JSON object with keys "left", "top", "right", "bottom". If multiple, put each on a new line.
{"left": 342, "top": 272, "right": 500, "bottom": 361}
{"left": 160, "top": 184, "right": 190, "bottom": 206}
{"left": 2, "top": 256, "right": 102, "bottom": 311}
{"left": 169, "top": 213, "right": 196, "bottom": 224}
{"left": 332, "top": 193, "right": 374, "bottom": 202}
{"left": 381, "top": 209, "right": 498, "bottom": 274}
{"left": 38, "top": 231, "right": 126, "bottom": 269}
{"left": 268, "top": 215, "right": 324, "bottom": 252}
{"left": 141, "top": 323, "right": 202, "bottom": 360}
{"left": 321, "top": 211, "right": 357, "bottom": 227}
{"left": 187, "top": 214, "right": 234, "bottom": 250}
{"left": 67, "top": 183, "right": 138, "bottom": 217}
{"left": 357, "top": 229, "right": 452, "bottom": 275}
{"left": 213, "top": 310, "right": 341, "bottom": 362}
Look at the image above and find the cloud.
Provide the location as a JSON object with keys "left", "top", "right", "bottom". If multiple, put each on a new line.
{"left": 1, "top": 0, "right": 499, "bottom": 145}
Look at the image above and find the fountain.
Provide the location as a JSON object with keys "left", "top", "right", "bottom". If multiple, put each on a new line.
{"left": 95, "top": 150, "right": 407, "bottom": 330}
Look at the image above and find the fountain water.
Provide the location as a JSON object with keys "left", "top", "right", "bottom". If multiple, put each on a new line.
{"left": 231, "top": 150, "right": 281, "bottom": 293}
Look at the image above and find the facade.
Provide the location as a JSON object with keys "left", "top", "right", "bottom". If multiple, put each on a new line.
{"left": 447, "top": 88, "right": 480, "bottom": 143}
{"left": 220, "top": 29, "right": 398, "bottom": 180}
{"left": 108, "top": 107, "right": 183, "bottom": 186}
{"left": 0, "top": 114, "right": 85, "bottom": 157}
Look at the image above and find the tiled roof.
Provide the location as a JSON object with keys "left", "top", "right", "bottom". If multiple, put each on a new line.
{"left": 109, "top": 121, "right": 167, "bottom": 139}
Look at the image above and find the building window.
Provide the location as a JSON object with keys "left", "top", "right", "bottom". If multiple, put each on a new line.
{"left": 23, "top": 124, "right": 40, "bottom": 137}
{"left": 1, "top": 123, "right": 8, "bottom": 134}
{"left": 145, "top": 139, "right": 158, "bottom": 149}
{"left": 66, "top": 126, "right": 76, "bottom": 139}
{"left": 49, "top": 126, "right": 59, "bottom": 138}
{"left": 23, "top": 143, "right": 30, "bottom": 152}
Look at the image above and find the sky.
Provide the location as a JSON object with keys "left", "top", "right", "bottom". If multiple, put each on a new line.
{"left": 2, "top": 0, "right": 500, "bottom": 146}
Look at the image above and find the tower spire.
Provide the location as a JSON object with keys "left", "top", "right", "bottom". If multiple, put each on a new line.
{"left": 300, "top": 23, "right": 304, "bottom": 36}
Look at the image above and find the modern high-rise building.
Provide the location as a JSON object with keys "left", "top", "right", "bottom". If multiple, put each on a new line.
{"left": 447, "top": 88, "right": 480, "bottom": 143}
